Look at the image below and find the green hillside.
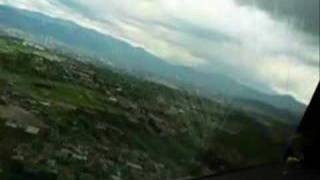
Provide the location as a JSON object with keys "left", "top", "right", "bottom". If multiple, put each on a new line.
{"left": 0, "top": 35, "right": 294, "bottom": 180}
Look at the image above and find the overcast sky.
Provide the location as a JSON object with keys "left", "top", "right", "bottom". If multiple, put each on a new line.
{"left": 0, "top": 0, "right": 319, "bottom": 104}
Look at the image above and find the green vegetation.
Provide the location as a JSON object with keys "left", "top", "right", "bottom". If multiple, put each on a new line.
{"left": 0, "top": 35, "right": 294, "bottom": 180}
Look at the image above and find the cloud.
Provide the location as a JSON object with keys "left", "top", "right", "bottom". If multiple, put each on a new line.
{"left": 236, "top": 0, "right": 320, "bottom": 36}
{"left": 0, "top": 0, "right": 318, "bottom": 103}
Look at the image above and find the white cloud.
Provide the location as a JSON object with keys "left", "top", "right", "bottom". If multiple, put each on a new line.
{"left": 257, "top": 55, "right": 319, "bottom": 101}
{"left": 0, "top": 0, "right": 318, "bottom": 103}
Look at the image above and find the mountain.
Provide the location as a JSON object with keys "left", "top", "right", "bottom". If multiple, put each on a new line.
{"left": 0, "top": 5, "right": 306, "bottom": 119}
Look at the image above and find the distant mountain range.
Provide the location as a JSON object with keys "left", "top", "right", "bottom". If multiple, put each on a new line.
{"left": 0, "top": 5, "right": 306, "bottom": 121}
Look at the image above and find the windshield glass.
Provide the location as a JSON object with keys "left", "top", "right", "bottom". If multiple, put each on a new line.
{"left": 0, "top": 0, "right": 319, "bottom": 179}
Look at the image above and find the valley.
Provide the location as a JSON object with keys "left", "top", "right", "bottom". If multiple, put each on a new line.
{"left": 0, "top": 35, "right": 295, "bottom": 180}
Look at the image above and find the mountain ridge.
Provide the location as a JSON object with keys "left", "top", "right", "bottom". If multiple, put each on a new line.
{"left": 0, "top": 5, "right": 306, "bottom": 119}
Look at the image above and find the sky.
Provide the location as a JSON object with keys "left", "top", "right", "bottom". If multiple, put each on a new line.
{"left": 0, "top": 0, "right": 319, "bottom": 104}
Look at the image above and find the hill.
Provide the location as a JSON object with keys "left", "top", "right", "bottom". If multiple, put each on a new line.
{"left": 0, "top": 35, "right": 295, "bottom": 180}
{"left": 0, "top": 5, "right": 306, "bottom": 120}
